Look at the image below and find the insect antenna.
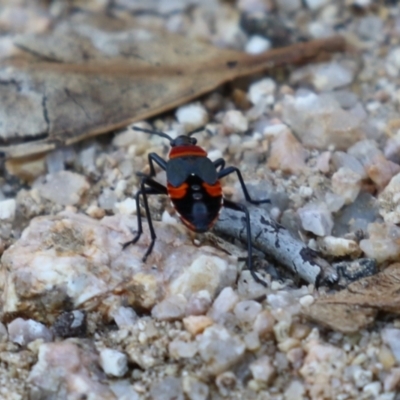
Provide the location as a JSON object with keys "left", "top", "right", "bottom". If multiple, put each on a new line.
{"left": 187, "top": 126, "right": 205, "bottom": 137}
{"left": 132, "top": 126, "right": 174, "bottom": 142}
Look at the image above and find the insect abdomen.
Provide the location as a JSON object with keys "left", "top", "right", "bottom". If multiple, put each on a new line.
{"left": 167, "top": 176, "right": 222, "bottom": 233}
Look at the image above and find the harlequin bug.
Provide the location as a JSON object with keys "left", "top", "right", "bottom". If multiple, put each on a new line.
{"left": 123, "top": 126, "right": 270, "bottom": 285}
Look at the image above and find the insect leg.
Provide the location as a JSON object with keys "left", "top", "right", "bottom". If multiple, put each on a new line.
{"left": 122, "top": 177, "right": 167, "bottom": 262}
{"left": 223, "top": 198, "right": 267, "bottom": 287}
{"left": 218, "top": 166, "right": 270, "bottom": 204}
{"left": 147, "top": 153, "right": 167, "bottom": 177}
{"left": 213, "top": 158, "right": 225, "bottom": 172}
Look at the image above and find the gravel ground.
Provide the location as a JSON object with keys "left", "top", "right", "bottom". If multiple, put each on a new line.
{"left": 1, "top": 0, "right": 400, "bottom": 399}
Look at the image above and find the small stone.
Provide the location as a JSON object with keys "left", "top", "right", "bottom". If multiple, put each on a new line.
{"left": 318, "top": 236, "right": 361, "bottom": 257}
{"left": 215, "top": 371, "right": 237, "bottom": 397}
{"left": 79, "top": 146, "right": 97, "bottom": 175}
{"left": 291, "top": 323, "right": 311, "bottom": 340}
{"left": 249, "top": 355, "right": 275, "bottom": 383}
{"left": 360, "top": 223, "right": 400, "bottom": 263}
{"left": 383, "top": 368, "right": 400, "bottom": 392}
{"left": 113, "top": 125, "right": 148, "bottom": 149}
{"left": 86, "top": 204, "right": 106, "bottom": 219}
{"left": 267, "top": 129, "right": 307, "bottom": 174}
{"left": 284, "top": 380, "right": 306, "bottom": 400}
{"left": 115, "top": 198, "right": 137, "bottom": 215}
{"left": 34, "top": 171, "right": 89, "bottom": 206}
{"left": 275, "top": 0, "right": 302, "bottom": 12}
{"left": 262, "top": 122, "right": 288, "bottom": 137}
{"left": 182, "top": 375, "right": 209, "bottom": 400}
{"left": 237, "top": 270, "right": 268, "bottom": 300}
{"left": 169, "top": 255, "right": 236, "bottom": 300}
{"left": 245, "top": 35, "right": 271, "bottom": 54}
{"left": 299, "top": 294, "right": 315, "bottom": 307}
{"left": 352, "top": 366, "right": 373, "bottom": 388}
{"left": 316, "top": 151, "right": 331, "bottom": 173}
{"left": 151, "top": 294, "right": 187, "bottom": 321}
{"left": 382, "top": 328, "right": 400, "bottom": 363}
{"left": 386, "top": 47, "right": 400, "bottom": 78}
{"left": 331, "top": 151, "right": 366, "bottom": 178}
{"left": 51, "top": 310, "right": 87, "bottom": 338}
{"left": 378, "top": 345, "right": 396, "bottom": 370}
{"left": 0, "top": 199, "right": 16, "bottom": 221}
{"left": 183, "top": 315, "right": 214, "bottom": 336}
{"left": 98, "top": 188, "right": 118, "bottom": 211}
{"left": 253, "top": 310, "right": 275, "bottom": 338}
{"left": 169, "top": 340, "right": 198, "bottom": 359}
{"left": 248, "top": 78, "right": 276, "bottom": 106}
{"left": 286, "top": 347, "right": 305, "bottom": 369}
{"left": 379, "top": 173, "right": 400, "bottom": 224}
{"left": 300, "top": 341, "right": 347, "bottom": 396}
{"left": 208, "top": 287, "right": 239, "bottom": 321}
{"left": 176, "top": 103, "right": 209, "bottom": 130}
{"left": 304, "top": 0, "right": 329, "bottom": 10}
{"left": 100, "top": 348, "right": 128, "bottom": 377}
{"left": 109, "top": 380, "right": 140, "bottom": 400}
{"left": 363, "top": 382, "right": 382, "bottom": 398}
{"left": 222, "top": 110, "right": 248, "bottom": 134}
{"left": 185, "top": 290, "right": 212, "bottom": 316}
{"left": 8, "top": 318, "right": 53, "bottom": 346}
{"left": 298, "top": 204, "right": 333, "bottom": 236}
{"left": 46, "top": 149, "right": 66, "bottom": 174}
{"left": 234, "top": 300, "right": 262, "bottom": 326}
{"left": 197, "top": 325, "right": 245, "bottom": 375}
{"left": 278, "top": 338, "right": 301, "bottom": 353}
{"left": 150, "top": 377, "right": 184, "bottom": 400}
{"left": 282, "top": 92, "right": 365, "bottom": 150}
{"left": 367, "top": 156, "right": 400, "bottom": 191}
{"left": 111, "top": 306, "right": 138, "bottom": 328}
{"left": 325, "top": 192, "right": 345, "bottom": 212}
{"left": 331, "top": 167, "right": 362, "bottom": 204}
{"left": 29, "top": 341, "right": 115, "bottom": 399}
{"left": 244, "top": 331, "right": 261, "bottom": 351}
{"left": 311, "top": 62, "right": 354, "bottom": 91}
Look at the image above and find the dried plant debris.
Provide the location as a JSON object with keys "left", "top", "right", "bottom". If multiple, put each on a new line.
{"left": 303, "top": 263, "right": 400, "bottom": 333}
{"left": 1, "top": 0, "right": 400, "bottom": 399}
{"left": 0, "top": 12, "right": 344, "bottom": 158}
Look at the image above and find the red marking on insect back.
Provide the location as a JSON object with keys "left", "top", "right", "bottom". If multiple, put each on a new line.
{"left": 169, "top": 145, "right": 207, "bottom": 159}
{"left": 202, "top": 181, "right": 222, "bottom": 197}
{"left": 167, "top": 182, "right": 188, "bottom": 199}
{"left": 180, "top": 217, "right": 197, "bottom": 232}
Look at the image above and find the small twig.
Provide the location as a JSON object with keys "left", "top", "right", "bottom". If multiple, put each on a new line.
{"left": 214, "top": 207, "right": 338, "bottom": 286}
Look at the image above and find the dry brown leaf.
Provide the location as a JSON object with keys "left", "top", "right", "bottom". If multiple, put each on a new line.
{"left": 303, "top": 302, "right": 376, "bottom": 334}
{"left": 318, "top": 263, "right": 400, "bottom": 313}
{"left": 0, "top": 14, "right": 345, "bottom": 158}
{"left": 304, "top": 263, "right": 400, "bottom": 332}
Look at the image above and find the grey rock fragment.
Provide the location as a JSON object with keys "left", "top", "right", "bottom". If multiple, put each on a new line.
{"left": 34, "top": 171, "right": 89, "bottom": 206}
{"left": 8, "top": 318, "right": 53, "bottom": 346}
{"left": 29, "top": 341, "right": 115, "bottom": 399}
{"left": 51, "top": 310, "right": 87, "bottom": 338}
{"left": 298, "top": 204, "right": 333, "bottom": 236}
{"left": 100, "top": 348, "right": 128, "bottom": 377}
{"left": 150, "top": 377, "right": 184, "bottom": 400}
{"left": 197, "top": 325, "right": 245, "bottom": 375}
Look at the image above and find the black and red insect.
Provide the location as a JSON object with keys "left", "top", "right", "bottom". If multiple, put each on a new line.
{"left": 123, "top": 126, "right": 270, "bottom": 285}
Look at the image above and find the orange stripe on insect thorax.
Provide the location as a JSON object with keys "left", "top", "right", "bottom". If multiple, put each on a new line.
{"left": 167, "top": 182, "right": 188, "bottom": 199}
{"left": 202, "top": 181, "right": 222, "bottom": 197}
{"left": 169, "top": 145, "right": 207, "bottom": 159}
